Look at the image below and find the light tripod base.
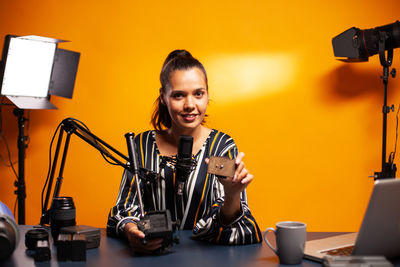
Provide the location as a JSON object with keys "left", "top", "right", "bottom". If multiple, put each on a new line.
{"left": 374, "top": 163, "right": 397, "bottom": 180}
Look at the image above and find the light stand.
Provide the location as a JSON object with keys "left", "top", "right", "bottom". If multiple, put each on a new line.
{"left": 13, "top": 108, "right": 27, "bottom": 224}
{"left": 373, "top": 32, "right": 397, "bottom": 179}
{"left": 332, "top": 21, "right": 400, "bottom": 180}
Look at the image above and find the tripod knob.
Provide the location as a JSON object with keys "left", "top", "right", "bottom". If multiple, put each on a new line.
{"left": 391, "top": 68, "right": 396, "bottom": 78}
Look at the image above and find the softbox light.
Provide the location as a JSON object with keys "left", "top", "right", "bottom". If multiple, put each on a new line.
{"left": 0, "top": 35, "right": 80, "bottom": 109}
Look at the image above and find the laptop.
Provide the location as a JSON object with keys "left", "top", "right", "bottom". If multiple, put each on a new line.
{"left": 304, "top": 178, "right": 400, "bottom": 262}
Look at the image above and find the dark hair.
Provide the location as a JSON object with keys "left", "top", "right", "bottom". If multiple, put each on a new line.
{"left": 151, "top": 49, "right": 208, "bottom": 131}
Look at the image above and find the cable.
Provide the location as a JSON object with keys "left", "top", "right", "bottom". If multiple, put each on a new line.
{"left": 1, "top": 97, "right": 19, "bottom": 218}
{"left": 67, "top": 118, "right": 122, "bottom": 167}
{"left": 0, "top": 134, "right": 18, "bottom": 179}
{"left": 0, "top": 98, "right": 19, "bottom": 178}
{"left": 13, "top": 197, "right": 17, "bottom": 219}
{"left": 0, "top": 132, "right": 18, "bottom": 167}
{"left": 391, "top": 104, "right": 400, "bottom": 164}
{"left": 41, "top": 121, "right": 62, "bottom": 212}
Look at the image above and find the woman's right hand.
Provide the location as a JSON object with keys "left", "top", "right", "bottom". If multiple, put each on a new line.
{"left": 124, "top": 222, "right": 164, "bottom": 254}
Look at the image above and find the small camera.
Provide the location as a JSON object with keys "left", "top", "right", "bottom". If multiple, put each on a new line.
{"left": 137, "top": 210, "right": 174, "bottom": 252}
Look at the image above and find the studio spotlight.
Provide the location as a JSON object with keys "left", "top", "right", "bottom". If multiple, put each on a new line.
{"left": 332, "top": 21, "right": 400, "bottom": 62}
{"left": 332, "top": 21, "right": 400, "bottom": 180}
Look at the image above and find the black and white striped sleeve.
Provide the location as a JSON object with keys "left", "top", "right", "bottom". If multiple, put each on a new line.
{"left": 106, "top": 168, "right": 142, "bottom": 237}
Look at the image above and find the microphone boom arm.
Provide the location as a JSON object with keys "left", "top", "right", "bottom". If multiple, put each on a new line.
{"left": 41, "top": 118, "right": 131, "bottom": 225}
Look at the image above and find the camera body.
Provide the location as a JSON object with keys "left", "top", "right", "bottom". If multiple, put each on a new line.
{"left": 137, "top": 210, "right": 173, "bottom": 250}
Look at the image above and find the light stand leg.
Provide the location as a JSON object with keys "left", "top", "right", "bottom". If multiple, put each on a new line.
{"left": 13, "top": 108, "right": 27, "bottom": 224}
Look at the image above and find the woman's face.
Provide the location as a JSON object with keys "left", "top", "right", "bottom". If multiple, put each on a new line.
{"left": 162, "top": 67, "right": 209, "bottom": 132}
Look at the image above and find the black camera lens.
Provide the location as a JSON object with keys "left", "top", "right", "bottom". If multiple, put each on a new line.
{"left": 0, "top": 219, "right": 17, "bottom": 260}
{"left": 0, "top": 202, "right": 19, "bottom": 260}
{"left": 50, "top": 197, "right": 76, "bottom": 240}
{"left": 25, "top": 228, "right": 49, "bottom": 250}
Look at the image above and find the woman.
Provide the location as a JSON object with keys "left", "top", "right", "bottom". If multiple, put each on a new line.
{"left": 107, "top": 50, "right": 262, "bottom": 253}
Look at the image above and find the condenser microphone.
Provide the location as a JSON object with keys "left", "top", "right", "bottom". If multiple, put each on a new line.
{"left": 175, "top": 135, "right": 194, "bottom": 196}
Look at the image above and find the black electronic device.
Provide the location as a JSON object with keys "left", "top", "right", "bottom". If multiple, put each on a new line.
{"left": 137, "top": 210, "right": 173, "bottom": 249}
{"left": 56, "top": 233, "right": 71, "bottom": 261}
{"left": 71, "top": 234, "right": 86, "bottom": 261}
{"left": 34, "top": 240, "right": 51, "bottom": 261}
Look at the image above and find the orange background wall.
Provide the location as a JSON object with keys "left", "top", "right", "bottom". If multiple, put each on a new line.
{"left": 0, "top": 0, "right": 399, "bottom": 231}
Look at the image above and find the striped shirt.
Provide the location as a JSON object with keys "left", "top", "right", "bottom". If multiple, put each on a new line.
{"left": 107, "top": 129, "right": 262, "bottom": 244}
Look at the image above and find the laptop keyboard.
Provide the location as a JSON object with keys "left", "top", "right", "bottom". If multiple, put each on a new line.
{"left": 322, "top": 245, "right": 354, "bottom": 256}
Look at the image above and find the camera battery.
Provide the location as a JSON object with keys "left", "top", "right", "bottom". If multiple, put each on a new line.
{"left": 60, "top": 225, "right": 101, "bottom": 249}
{"left": 56, "top": 233, "right": 71, "bottom": 261}
{"left": 71, "top": 234, "right": 86, "bottom": 261}
{"left": 56, "top": 233, "right": 87, "bottom": 261}
{"left": 34, "top": 240, "right": 51, "bottom": 261}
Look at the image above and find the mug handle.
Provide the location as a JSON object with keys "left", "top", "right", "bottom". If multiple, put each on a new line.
{"left": 264, "top": 227, "right": 278, "bottom": 255}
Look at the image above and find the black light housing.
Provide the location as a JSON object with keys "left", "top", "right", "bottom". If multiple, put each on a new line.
{"left": 332, "top": 21, "right": 400, "bottom": 62}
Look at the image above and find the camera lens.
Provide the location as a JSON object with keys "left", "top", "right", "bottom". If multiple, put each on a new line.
{"left": 25, "top": 228, "right": 49, "bottom": 250}
{"left": 0, "top": 219, "right": 16, "bottom": 260}
{"left": 50, "top": 196, "right": 76, "bottom": 240}
{"left": 0, "top": 201, "right": 19, "bottom": 260}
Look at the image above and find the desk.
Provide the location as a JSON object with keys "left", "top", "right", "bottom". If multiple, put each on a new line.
{"left": 1, "top": 226, "right": 393, "bottom": 267}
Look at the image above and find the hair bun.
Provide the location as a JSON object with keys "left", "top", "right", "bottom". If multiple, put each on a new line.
{"left": 163, "top": 49, "right": 193, "bottom": 67}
